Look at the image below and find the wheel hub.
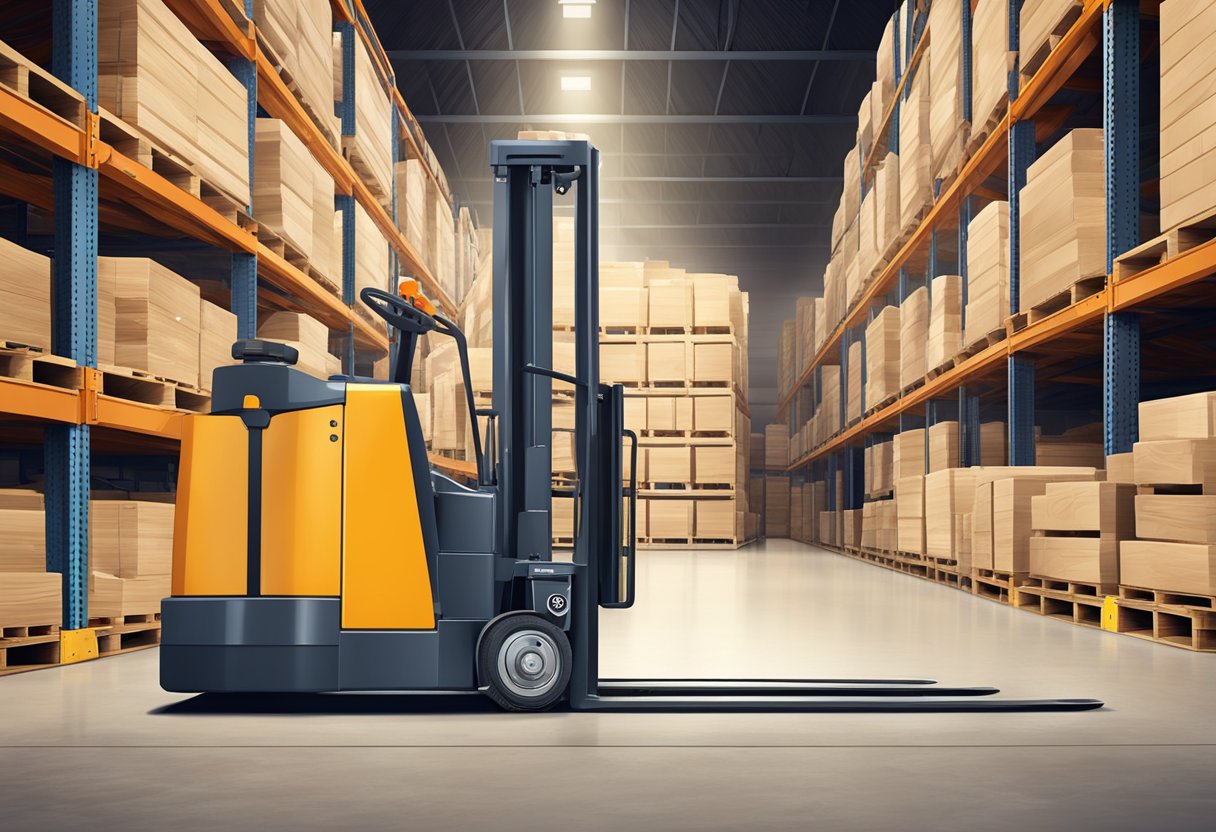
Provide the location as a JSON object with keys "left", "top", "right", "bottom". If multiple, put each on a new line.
{"left": 499, "top": 630, "right": 561, "bottom": 698}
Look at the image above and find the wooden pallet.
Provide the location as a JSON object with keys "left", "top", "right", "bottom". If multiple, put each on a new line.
{"left": 1014, "top": 576, "right": 1113, "bottom": 628}
{"left": 256, "top": 225, "right": 342, "bottom": 296}
{"left": 255, "top": 30, "right": 340, "bottom": 151}
{"left": 98, "top": 364, "right": 210, "bottom": 413}
{"left": 0, "top": 342, "right": 80, "bottom": 389}
{"left": 1109, "top": 586, "right": 1216, "bottom": 652}
{"left": 1018, "top": 0, "right": 1085, "bottom": 84}
{"left": 863, "top": 391, "right": 899, "bottom": 418}
{"left": 1004, "top": 275, "right": 1106, "bottom": 334}
{"left": 0, "top": 623, "right": 61, "bottom": 676}
{"left": 637, "top": 537, "right": 752, "bottom": 550}
{"left": 0, "top": 41, "right": 87, "bottom": 129}
{"left": 959, "top": 328, "right": 1006, "bottom": 360}
{"left": 1112, "top": 206, "right": 1216, "bottom": 282}
{"left": 90, "top": 612, "right": 162, "bottom": 657}
{"left": 972, "top": 567, "right": 1031, "bottom": 604}
{"left": 342, "top": 136, "right": 392, "bottom": 209}
{"left": 640, "top": 429, "right": 734, "bottom": 440}
{"left": 965, "top": 99, "right": 1009, "bottom": 162}
{"left": 98, "top": 108, "right": 251, "bottom": 226}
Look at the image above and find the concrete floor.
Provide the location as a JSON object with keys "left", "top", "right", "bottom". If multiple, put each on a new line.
{"left": 2, "top": 539, "right": 1215, "bottom": 831}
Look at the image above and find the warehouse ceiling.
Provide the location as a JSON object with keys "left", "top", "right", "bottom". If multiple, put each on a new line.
{"left": 365, "top": 0, "right": 893, "bottom": 423}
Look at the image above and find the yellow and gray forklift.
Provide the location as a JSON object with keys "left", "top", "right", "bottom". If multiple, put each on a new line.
{"left": 161, "top": 139, "right": 1101, "bottom": 712}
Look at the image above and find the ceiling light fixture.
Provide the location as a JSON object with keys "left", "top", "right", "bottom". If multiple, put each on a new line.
{"left": 560, "top": 0, "right": 595, "bottom": 19}
{"left": 561, "top": 73, "right": 592, "bottom": 91}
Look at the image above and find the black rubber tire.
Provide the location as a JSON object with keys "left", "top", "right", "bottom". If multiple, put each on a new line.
{"left": 477, "top": 614, "right": 572, "bottom": 712}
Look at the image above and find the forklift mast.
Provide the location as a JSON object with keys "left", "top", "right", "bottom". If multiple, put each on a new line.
{"left": 485, "top": 138, "right": 1102, "bottom": 712}
{"left": 489, "top": 139, "right": 634, "bottom": 706}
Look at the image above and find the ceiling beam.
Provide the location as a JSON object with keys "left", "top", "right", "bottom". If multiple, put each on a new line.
{"left": 387, "top": 49, "right": 875, "bottom": 62}
{"left": 416, "top": 113, "right": 855, "bottom": 125}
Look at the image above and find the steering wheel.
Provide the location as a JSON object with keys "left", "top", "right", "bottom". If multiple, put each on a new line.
{"left": 360, "top": 287, "right": 437, "bottom": 335}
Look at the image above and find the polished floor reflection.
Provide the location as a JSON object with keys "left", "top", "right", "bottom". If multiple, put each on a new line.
{"left": 1, "top": 540, "right": 1213, "bottom": 831}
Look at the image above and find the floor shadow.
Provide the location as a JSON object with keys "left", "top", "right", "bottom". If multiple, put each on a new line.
{"left": 151, "top": 692, "right": 509, "bottom": 716}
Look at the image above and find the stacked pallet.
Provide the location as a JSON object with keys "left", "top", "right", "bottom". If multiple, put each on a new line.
{"left": 0, "top": 491, "right": 61, "bottom": 636}
{"left": 1020, "top": 0, "right": 1086, "bottom": 80}
{"left": 100, "top": 257, "right": 201, "bottom": 387}
{"left": 99, "top": 0, "right": 250, "bottom": 206}
{"left": 0, "top": 238, "right": 50, "bottom": 350}
{"left": 1018, "top": 128, "right": 1106, "bottom": 314}
{"left": 1160, "top": 0, "right": 1216, "bottom": 234}
{"left": 89, "top": 498, "right": 173, "bottom": 619}
{"left": 433, "top": 218, "right": 756, "bottom": 549}
{"left": 864, "top": 306, "right": 900, "bottom": 410}
{"left": 900, "top": 59, "right": 933, "bottom": 230}
{"left": 928, "top": 0, "right": 967, "bottom": 183}
{"left": 334, "top": 27, "right": 393, "bottom": 204}
{"left": 972, "top": 0, "right": 1011, "bottom": 133}
{"left": 254, "top": 0, "right": 339, "bottom": 144}
{"left": 926, "top": 274, "right": 962, "bottom": 375}
{"left": 1123, "top": 392, "right": 1216, "bottom": 596}
{"left": 964, "top": 201, "right": 1010, "bottom": 348}
{"left": 254, "top": 118, "right": 340, "bottom": 286}
{"left": 899, "top": 286, "right": 928, "bottom": 390}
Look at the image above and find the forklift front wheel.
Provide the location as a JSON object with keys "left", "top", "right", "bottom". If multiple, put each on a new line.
{"left": 477, "top": 614, "right": 572, "bottom": 711}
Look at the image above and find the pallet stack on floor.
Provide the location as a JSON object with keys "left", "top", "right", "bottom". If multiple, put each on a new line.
{"left": 0, "top": 0, "right": 472, "bottom": 673}
{"left": 427, "top": 216, "right": 758, "bottom": 550}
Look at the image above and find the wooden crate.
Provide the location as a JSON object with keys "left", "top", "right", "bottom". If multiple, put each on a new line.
{"left": 1139, "top": 391, "right": 1216, "bottom": 442}
{"left": 99, "top": 0, "right": 250, "bottom": 205}
{"left": 0, "top": 507, "right": 44, "bottom": 571}
{"left": 90, "top": 500, "right": 174, "bottom": 579}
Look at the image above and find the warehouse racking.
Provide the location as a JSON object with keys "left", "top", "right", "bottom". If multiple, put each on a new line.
{"left": 774, "top": 0, "right": 1216, "bottom": 649}
{"left": 0, "top": 0, "right": 476, "bottom": 669}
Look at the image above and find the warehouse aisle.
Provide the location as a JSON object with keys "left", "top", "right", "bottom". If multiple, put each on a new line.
{"left": 2, "top": 541, "right": 1214, "bottom": 831}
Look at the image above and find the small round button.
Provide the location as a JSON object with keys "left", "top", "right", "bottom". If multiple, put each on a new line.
{"left": 329, "top": 434, "right": 339, "bottom": 442}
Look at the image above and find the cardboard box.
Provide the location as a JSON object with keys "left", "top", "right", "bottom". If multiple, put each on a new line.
{"left": 928, "top": 421, "right": 960, "bottom": 472}
{"left": 693, "top": 340, "right": 736, "bottom": 385}
{"left": 600, "top": 342, "right": 645, "bottom": 385}
{"left": 1159, "top": 0, "right": 1216, "bottom": 231}
{"left": 0, "top": 508, "right": 46, "bottom": 572}
{"left": 647, "top": 340, "right": 687, "bottom": 384}
{"left": 693, "top": 395, "right": 735, "bottom": 434}
{"left": 90, "top": 500, "right": 175, "bottom": 578}
{"left": 991, "top": 479, "right": 1049, "bottom": 572}
{"left": 1019, "top": 128, "right": 1106, "bottom": 311}
{"left": 88, "top": 572, "right": 169, "bottom": 618}
{"left": 0, "top": 238, "right": 51, "bottom": 350}
{"left": 695, "top": 498, "right": 739, "bottom": 539}
{"left": 926, "top": 274, "right": 963, "bottom": 372}
{"left": 899, "top": 59, "right": 933, "bottom": 229}
{"left": 894, "top": 429, "right": 926, "bottom": 479}
{"left": 765, "top": 476, "right": 790, "bottom": 538}
{"left": 198, "top": 299, "right": 238, "bottom": 391}
{"left": 900, "top": 286, "right": 928, "bottom": 389}
{"left": 865, "top": 306, "right": 901, "bottom": 409}
{"left": 648, "top": 279, "right": 693, "bottom": 329}
{"left": 648, "top": 446, "right": 691, "bottom": 484}
{"left": 693, "top": 445, "right": 736, "bottom": 486}
{"left": 102, "top": 257, "right": 201, "bottom": 385}
{"left": 928, "top": 0, "right": 967, "bottom": 180}
{"left": 896, "top": 475, "right": 925, "bottom": 554}
{"left": 257, "top": 311, "right": 332, "bottom": 378}
{"left": 964, "top": 200, "right": 1010, "bottom": 347}
{"left": 649, "top": 499, "right": 694, "bottom": 540}
{"left": 0, "top": 572, "right": 62, "bottom": 628}
{"left": 765, "top": 424, "right": 789, "bottom": 469}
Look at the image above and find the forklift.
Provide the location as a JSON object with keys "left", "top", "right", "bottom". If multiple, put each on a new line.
{"left": 161, "top": 139, "right": 1102, "bottom": 712}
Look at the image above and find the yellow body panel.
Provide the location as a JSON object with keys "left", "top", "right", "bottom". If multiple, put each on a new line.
{"left": 172, "top": 414, "right": 248, "bottom": 595}
{"left": 341, "top": 384, "right": 435, "bottom": 629}
{"left": 260, "top": 405, "right": 344, "bottom": 596}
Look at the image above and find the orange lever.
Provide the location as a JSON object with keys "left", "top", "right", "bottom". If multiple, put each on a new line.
{"left": 398, "top": 278, "right": 437, "bottom": 317}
